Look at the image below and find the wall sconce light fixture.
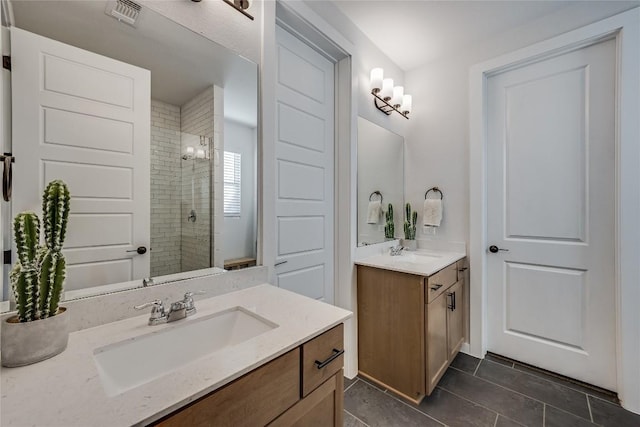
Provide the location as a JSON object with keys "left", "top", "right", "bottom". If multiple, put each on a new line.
{"left": 182, "top": 136, "right": 211, "bottom": 160}
{"left": 370, "top": 68, "right": 412, "bottom": 119}
{"left": 222, "top": 0, "right": 254, "bottom": 21}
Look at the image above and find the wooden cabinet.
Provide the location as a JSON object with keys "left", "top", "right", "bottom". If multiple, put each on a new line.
{"left": 357, "top": 260, "right": 467, "bottom": 404}
{"left": 153, "top": 324, "right": 344, "bottom": 427}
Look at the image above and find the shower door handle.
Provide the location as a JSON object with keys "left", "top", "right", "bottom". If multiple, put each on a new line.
{"left": 127, "top": 246, "right": 147, "bottom": 255}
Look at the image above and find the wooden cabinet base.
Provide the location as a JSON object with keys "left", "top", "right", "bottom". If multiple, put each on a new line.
{"left": 357, "top": 261, "right": 467, "bottom": 404}
{"left": 152, "top": 325, "right": 345, "bottom": 427}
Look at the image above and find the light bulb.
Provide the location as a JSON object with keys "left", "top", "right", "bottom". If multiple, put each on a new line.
{"left": 392, "top": 86, "right": 404, "bottom": 108}
{"left": 370, "top": 68, "right": 383, "bottom": 93}
{"left": 401, "top": 94, "right": 412, "bottom": 115}
{"left": 380, "top": 78, "right": 394, "bottom": 101}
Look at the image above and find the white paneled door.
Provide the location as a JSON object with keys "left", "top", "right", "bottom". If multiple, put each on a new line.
{"left": 275, "top": 26, "right": 334, "bottom": 303}
{"left": 486, "top": 38, "right": 616, "bottom": 390}
{"left": 11, "top": 28, "right": 150, "bottom": 291}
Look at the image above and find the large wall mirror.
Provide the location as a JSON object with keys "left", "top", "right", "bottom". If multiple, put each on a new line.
{"left": 357, "top": 117, "right": 404, "bottom": 246}
{"left": 2, "top": 1, "right": 258, "bottom": 305}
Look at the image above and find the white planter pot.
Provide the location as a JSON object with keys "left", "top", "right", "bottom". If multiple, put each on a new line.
{"left": 402, "top": 239, "right": 417, "bottom": 251}
{"left": 1, "top": 307, "right": 70, "bottom": 367}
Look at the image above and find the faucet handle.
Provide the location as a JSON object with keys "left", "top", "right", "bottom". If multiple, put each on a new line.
{"left": 183, "top": 290, "right": 206, "bottom": 300}
{"left": 134, "top": 299, "right": 166, "bottom": 317}
{"left": 134, "top": 299, "right": 163, "bottom": 310}
{"left": 183, "top": 291, "right": 205, "bottom": 314}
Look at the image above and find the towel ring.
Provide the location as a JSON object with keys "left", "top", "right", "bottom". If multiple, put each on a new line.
{"left": 369, "top": 191, "right": 383, "bottom": 202}
{"left": 425, "top": 187, "right": 443, "bottom": 200}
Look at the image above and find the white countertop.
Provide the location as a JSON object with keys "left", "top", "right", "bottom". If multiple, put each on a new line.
{"left": 355, "top": 250, "right": 466, "bottom": 276}
{"left": 1, "top": 284, "right": 352, "bottom": 427}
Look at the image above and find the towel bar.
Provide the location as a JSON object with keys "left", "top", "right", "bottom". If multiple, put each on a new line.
{"left": 425, "top": 187, "right": 443, "bottom": 200}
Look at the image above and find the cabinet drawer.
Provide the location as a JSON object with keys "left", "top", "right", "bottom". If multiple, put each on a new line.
{"left": 154, "top": 349, "right": 300, "bottom": 427}
{"left": 302, "top": 324, "right": 344, "bottom": 396}
{"left": 426, "top": 263, "right": 457, "bottom": 303}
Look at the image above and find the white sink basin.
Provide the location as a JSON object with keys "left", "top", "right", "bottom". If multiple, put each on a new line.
{"left": 93, "top": 306, "right": 278, "bottom": 396}
{"left": 392, "top": 252, "right": 442, "bottom": 263}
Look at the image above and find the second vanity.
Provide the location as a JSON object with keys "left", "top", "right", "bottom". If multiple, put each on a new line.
{"left": 1, "top": 284, "right": 351, "bottom": 426}
{"left": 355, "top": 248, "right": 467, "bottom": 404}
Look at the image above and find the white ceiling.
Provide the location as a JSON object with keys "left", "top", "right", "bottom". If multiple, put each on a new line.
{"left": 332, "top": 0, "right": 640, "bottom": 71}
{"left": 11, "top": 1, "right": 258, "bottom": 126}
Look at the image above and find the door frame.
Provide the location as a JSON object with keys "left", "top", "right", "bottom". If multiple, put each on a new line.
{"left": 262, "top": 0, "right": 358, "bottom": 375}
{"left": 469, "top": 8, "right": 640, "bottom": 412}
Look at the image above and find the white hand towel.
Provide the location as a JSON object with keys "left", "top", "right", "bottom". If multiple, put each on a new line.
{"left": 367, "top": 200, "right": 382, "bottom": 224}
{"left": 423, "top": 199, "right": 443, "bottom": 227}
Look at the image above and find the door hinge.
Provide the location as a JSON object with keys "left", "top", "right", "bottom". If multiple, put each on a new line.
{"left": 3, "top": 250, "right": 10, "bottom": 265}
{"left": 2, "top": 55, "right": 10, "bottom": 71}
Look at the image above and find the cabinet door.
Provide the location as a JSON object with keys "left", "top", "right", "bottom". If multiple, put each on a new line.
{"left": 269, "top": 372, "right": 343, "bottom": 427}
{"left": 447, "top": 280, "right": 465, "bottom": 360}
{"left": 358, "top": 266, "right": 425, "bottom": 400}
{"left": 426, "top": 292, "right": 448, "bottom": 395}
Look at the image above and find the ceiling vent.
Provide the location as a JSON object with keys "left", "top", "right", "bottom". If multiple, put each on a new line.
{"left": 105, "top": 0, "right": 142, "bottom": 27}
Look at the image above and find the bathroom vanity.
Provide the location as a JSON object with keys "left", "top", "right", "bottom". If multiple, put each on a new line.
{"left": 0, "top": 284, "right": 351, "bottom": 426}
{"left": 356, "top": 251, "right": 467, "bottom": 403}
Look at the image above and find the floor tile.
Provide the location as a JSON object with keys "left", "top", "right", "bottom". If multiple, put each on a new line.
{"left": 344, "top": 376, "right": 357, "bottom": 390}
{"left": 476, "top": 359, "right": 591, "bottom": 420}
{"left": 588, "top": 396, "right": 640, "bottom": 427}
{"left": 438, "top": 368, "right": 543, "bottom": 426}
{"left": 450, "top": 352, "right": 481, "bottom": 374}
{"left": 495, "top": 415, "right": 525, "bottom": 427}
{"left": 417, "top": 387, "right": 497, "bottom": 427}
{"left": 344, "top": 410, "right": 368, "bottom": 427}
{"left": 544, "top": 405, "right": 597, "bottom": 427}
{"left": 485, "top": 353, "right": 514, "bottom": 368}
{"left": 344, "top": 380, "right": 443, "bottom": 427}
{"left": 512, "top": 362, "right": 618, "bottom": 404}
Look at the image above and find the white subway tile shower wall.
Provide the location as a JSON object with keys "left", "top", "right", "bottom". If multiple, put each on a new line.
{"left": 150, "top": 100, "right": 182, "bottom": 277}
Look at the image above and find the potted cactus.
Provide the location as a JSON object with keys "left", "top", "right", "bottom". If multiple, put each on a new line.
{"left": 402, "top": 202, "right": 418, "bottom": 250}
{"left": 1, "top": 180, "right": 71, "bottom": 367}
{"left": 384, "top": 203, "right": 395, "bottom": 239}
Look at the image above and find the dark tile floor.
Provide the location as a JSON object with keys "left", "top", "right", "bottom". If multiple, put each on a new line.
{"left": 343, "top": 353, "right": 640, "bottom": 427}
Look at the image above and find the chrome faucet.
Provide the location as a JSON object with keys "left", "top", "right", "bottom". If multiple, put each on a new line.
{"left": 134, "top": 291, "right": 205, "bottom": 326}
{"left": 389, "top": 245, "right": 404, "bottom": 256}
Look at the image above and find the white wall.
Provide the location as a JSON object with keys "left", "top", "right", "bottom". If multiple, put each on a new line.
{"left": 303, "top": 0, "right": 408, "bottom": 138}
{"left": 141, "top": 0, "right": 262, "bottom": 64}
{"left": 404, "top": 2, "right": 639, "bottom": 245}
{"left": 223, "top": 119, "right": 257, "bottom": 261}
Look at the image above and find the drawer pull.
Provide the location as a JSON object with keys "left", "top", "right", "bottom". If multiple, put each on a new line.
{"left": 430, "top": 284, "right": 443, "bottom": 291}
{"left": 314, "top": 348, "right": 344, "bottom": 369}
{"left": 458, "top": 267, "right": 468, "bottom": 272}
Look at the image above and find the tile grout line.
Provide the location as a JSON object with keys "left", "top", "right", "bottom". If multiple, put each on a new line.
{"left": 473, "top": 360, "right": 482, "bottom": 376}
{"left": 586, "top": 394, "right": 594, "bottom": 423}
{"left": 443, "top": 369, "right": 593, "bottom": 424}
{"left": 542, "top": 404, "right": 546, "bottom": 427}
{"left": 493, "top": 412, "right": 499, "bottom": 427}
{"left": 344, "top": 378, "right": 359, "bottom": 393}
{"left": 344, "top": 409, "right": 371, "bottom": 427}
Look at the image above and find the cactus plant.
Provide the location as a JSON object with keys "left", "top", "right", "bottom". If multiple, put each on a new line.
{"left": 38, "top": 180, "right": 70, "bottom": 318}
{"left": 404, "top": 203, "right": 417, "bottom": 240}
{"left": 10, "top": 180, "right": 70, "bottom": 322}
{"left": 10, "top": 212, "right": 41, "bottom": 322}
{"left": 384, "top": 203, "right": 394, "bottom": 239}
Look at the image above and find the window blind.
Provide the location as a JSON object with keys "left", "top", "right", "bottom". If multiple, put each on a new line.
{"left": 224, "top": 151, "right": 241, "bottom": 216}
